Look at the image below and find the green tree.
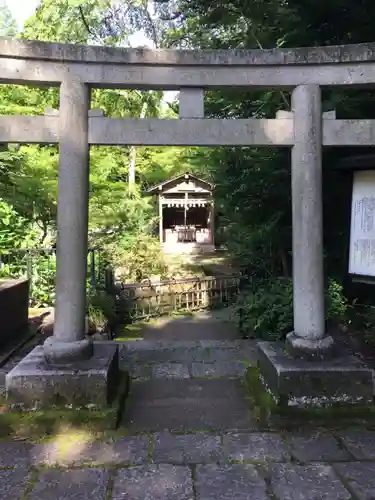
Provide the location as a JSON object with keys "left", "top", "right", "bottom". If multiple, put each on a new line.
{"left": 0, "top": 3, "right": 18, "bottom": 37}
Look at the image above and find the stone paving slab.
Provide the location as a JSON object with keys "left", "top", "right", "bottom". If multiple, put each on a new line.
{"left": 111, "top": 464, "right": 194, "bottom": 500}
{"left": 125, "top": 401, "right": 255, "bottom": 432}
{"left": 32, "top": 435, "right": 150, "bottom": 467}
{"left": 28, "top": 468, "right": 109, "bottom": 500}
{"left": 337, "top": 428, "right": 375, "bottom": 459}
{"left": 223, "top": 433, "right": 290, "bottom": 462}
{"left": 334, "top": 462, "right": 375, "bottom": 500}
{"left": 269, "top": 463, "right": 351, "bottom": 500}
{"left": 124, "top": 378, "right": 254, "bottom": 431}
{"left": 286, "top": 432, "right": 351, "bottom": 462}
{"left": 195, "top": 464, "right": 269, "bottom": 499}
{"left": 0, "top": 441, "right": 33, "bottom": 468}
{"left": 4, "top": 432, "right": 375, "bottom": 499}
{"left": 153, "top": 432, "right": 223, "bottom": 464}
{"left": 126, "top": 378, "right": 251, "bottom": 403}
{"left": 127, "top": 317, "right": 239, "bottom": 341}
{"left": 0, "top": 467, "right": 31, "bottom": 500}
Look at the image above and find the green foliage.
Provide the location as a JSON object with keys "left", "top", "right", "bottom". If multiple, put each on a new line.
{"left": 28, "top": 254, "right": 57, "bottom": 307}
{"left": 0, "top": 252, "right": 56, "bottom": 307}
{"left": 0, "top": 199, "right": 38, "bottom": 249}
{"left": 238, "top": 278, "right": 294, "bottom": 340}
{"left": 105, "top": 233, "right": 168, "bottom": 282}
{"left": 0, "top": 1, "right": 194, "bottom": 294}
{"left": 87, "top": 288, "right": 117, "bottom": 331}
{"left": 238, "top": 278, "right": 348, "bottom": 340}
{"left": 326, "top": 279, "right": 349, "bottom": 323}
{"left": 0, "top": 4, "right": 18, "bottom": 37}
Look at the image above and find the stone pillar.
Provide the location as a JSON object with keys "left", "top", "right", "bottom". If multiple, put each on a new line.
{"left": 179, "top": 89, "right": 204, "bottom": 118}
{"left": 44, "top": 77, "right": 93, "bottom": 364}
{"left": 286, "top": 84, "right": 334, "bottom": 359}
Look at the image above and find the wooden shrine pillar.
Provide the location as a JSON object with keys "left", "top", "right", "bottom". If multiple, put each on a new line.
{"left": 159, "top": 195, "right": 163, "bottom": 244}
{"left": 210, "top": 201, "right": 215, "bottom": 245}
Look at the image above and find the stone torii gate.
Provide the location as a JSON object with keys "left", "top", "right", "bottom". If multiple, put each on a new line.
{"left": 1, "top": 38, "right": 374, "bottom": 409}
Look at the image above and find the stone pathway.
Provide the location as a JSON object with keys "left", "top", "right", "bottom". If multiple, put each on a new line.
{"left": 120, "top": 338, "right": 257, "bottom": 432}
{"left": 3, "top": 429, "right": 375, "bottom": 498}
{"left": 2, "top": 312, "right": 375, "bottom": 498}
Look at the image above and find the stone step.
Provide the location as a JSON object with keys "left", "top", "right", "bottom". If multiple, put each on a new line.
{"left": 126, "top": 360, "right": 249, "bottom": 380}
{"left": 119, "top": 339, "right": 256, "bottom": 380}
{"left": 119, "top": 339, "right": 257, "bottom": 365}
{"left": 122, "top": 378, "right": 255, "bottom": 432}
{"left": 127, "top": 378, "right": 249, "bottom": 401}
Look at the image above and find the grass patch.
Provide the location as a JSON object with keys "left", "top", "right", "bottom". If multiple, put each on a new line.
{"left": 115, "top": 323, "right": 145, "bottom": 341}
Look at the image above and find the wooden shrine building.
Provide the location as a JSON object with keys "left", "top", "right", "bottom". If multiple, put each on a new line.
{"left": 147, "top": 173, "right": 215, "bottom": 254}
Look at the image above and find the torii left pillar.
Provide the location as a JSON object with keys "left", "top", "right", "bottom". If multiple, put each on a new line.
{"left": 6, "top": 77, "right": 119, "bottom": 410}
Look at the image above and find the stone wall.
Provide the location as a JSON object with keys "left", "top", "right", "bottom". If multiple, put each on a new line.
{"left": 0, "top": 279, "right": 29, "bottom": 347}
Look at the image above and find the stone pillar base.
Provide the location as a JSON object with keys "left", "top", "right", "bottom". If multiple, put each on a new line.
{"left": 5, "top": 342, "right": 119, "bottom": 410}
{"left": 285, "top": 331, "right": 335, "bottom": 361}
{"left": 43, "top": 336, "right": 94, "bottom": 364}
{"left": 257, "top": 341, "right": 373, "bottom": 408}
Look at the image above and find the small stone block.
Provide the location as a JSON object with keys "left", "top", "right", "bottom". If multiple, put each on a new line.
{"left": 153, "top": 363, "right": 190, "bottom": 379}
{"left": 286, "top": 432, "right": 351, "bottom": 462}
{"left": 152, "top": 432, "right": 223, "bottom": 464}
{"left": 223, "top": 432, "right": 290, "bottom": 462}
{"left": 6, "top": 342, "right": 119, "bottom": 409}
{"left": 276, "top": 110, "right": 293, "bottom": 119}
{"left": 334, "top": 462, "right": 375, "bottom": 500}
{"left": 195, "top": 464, "right": 269, "bottom": 500}
{"left": 270, "top": 464, "right": 351, "bottom": 500}
{"left": 89, "top": 108, "right": 105, "bottom": 117}
{"left": 44, "top": 107, "right": 59, "bottom": 116}
{"left": 0, "top": 468, "right": 31, "bottom": 500}
{"left": 191, "top": 361, "right": 247, "bottom": 378}
{"left": 257, "top": 341, "right": 373, "bottom": 407}
{"left": 131, "top": 363, "right": 190, "bottom": 379}
{"left": 323, "top": 110, "right": 336, "bottom": 119}
{"left": 111, "top": 465, "right": 194, "bottom": 500}
{"left": 338, "top": 429, "right": 375, "bottom": 459}
{"left": 29, "top": 468, "right": 109, "bottom": 500}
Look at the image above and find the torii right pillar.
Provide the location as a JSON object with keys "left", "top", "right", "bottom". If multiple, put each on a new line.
{"left": 257, "top": 84, "right": 373, "bottom": 408}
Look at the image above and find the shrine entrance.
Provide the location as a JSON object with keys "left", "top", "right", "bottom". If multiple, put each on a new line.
{"left": 1, "top": 38, "right": 375, "bottom": 408}
{"left": 147, "top": 172, "right": 215, "bottom": 254}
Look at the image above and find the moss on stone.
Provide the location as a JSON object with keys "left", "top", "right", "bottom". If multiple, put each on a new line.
{"left": 0, "top": 373, "right": 129, "bottom": 441}
{"left": 244, "top": 366, "right": 375, "bottom": 430}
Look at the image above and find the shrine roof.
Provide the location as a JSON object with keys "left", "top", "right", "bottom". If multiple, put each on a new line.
{"left": 146, "top": 172, "right": 213, "bottom": 194}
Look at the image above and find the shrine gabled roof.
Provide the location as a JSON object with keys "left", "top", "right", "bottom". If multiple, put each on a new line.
{"left": 146, "top": 172, "right": 213, "bottom": 194}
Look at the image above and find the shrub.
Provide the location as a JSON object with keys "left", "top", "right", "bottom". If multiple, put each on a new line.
{"left": 105, "top": 233, "right": 168, "bottom": 282}
{"left": 237, "top": 277, "right": 293, "bottom": 340}
{"left": 0, "top": 251, "right": 56, "bottom": 307}
{"left": 238, "top": 277, "right": 348, "bottom": 340}
{"left": 326, "top": 278, "right": 348, "bottom": 323}
{"left": 87, "top": 288, "right": 117, "bottom": 332}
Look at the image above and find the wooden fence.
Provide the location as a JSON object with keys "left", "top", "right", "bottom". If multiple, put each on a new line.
{"left": 114, "top": 274, "right": 241, "bottom": 320}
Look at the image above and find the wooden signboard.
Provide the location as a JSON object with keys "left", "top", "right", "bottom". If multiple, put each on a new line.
{"left": 348, "top": 170, "right": 375, "bottom": 278}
